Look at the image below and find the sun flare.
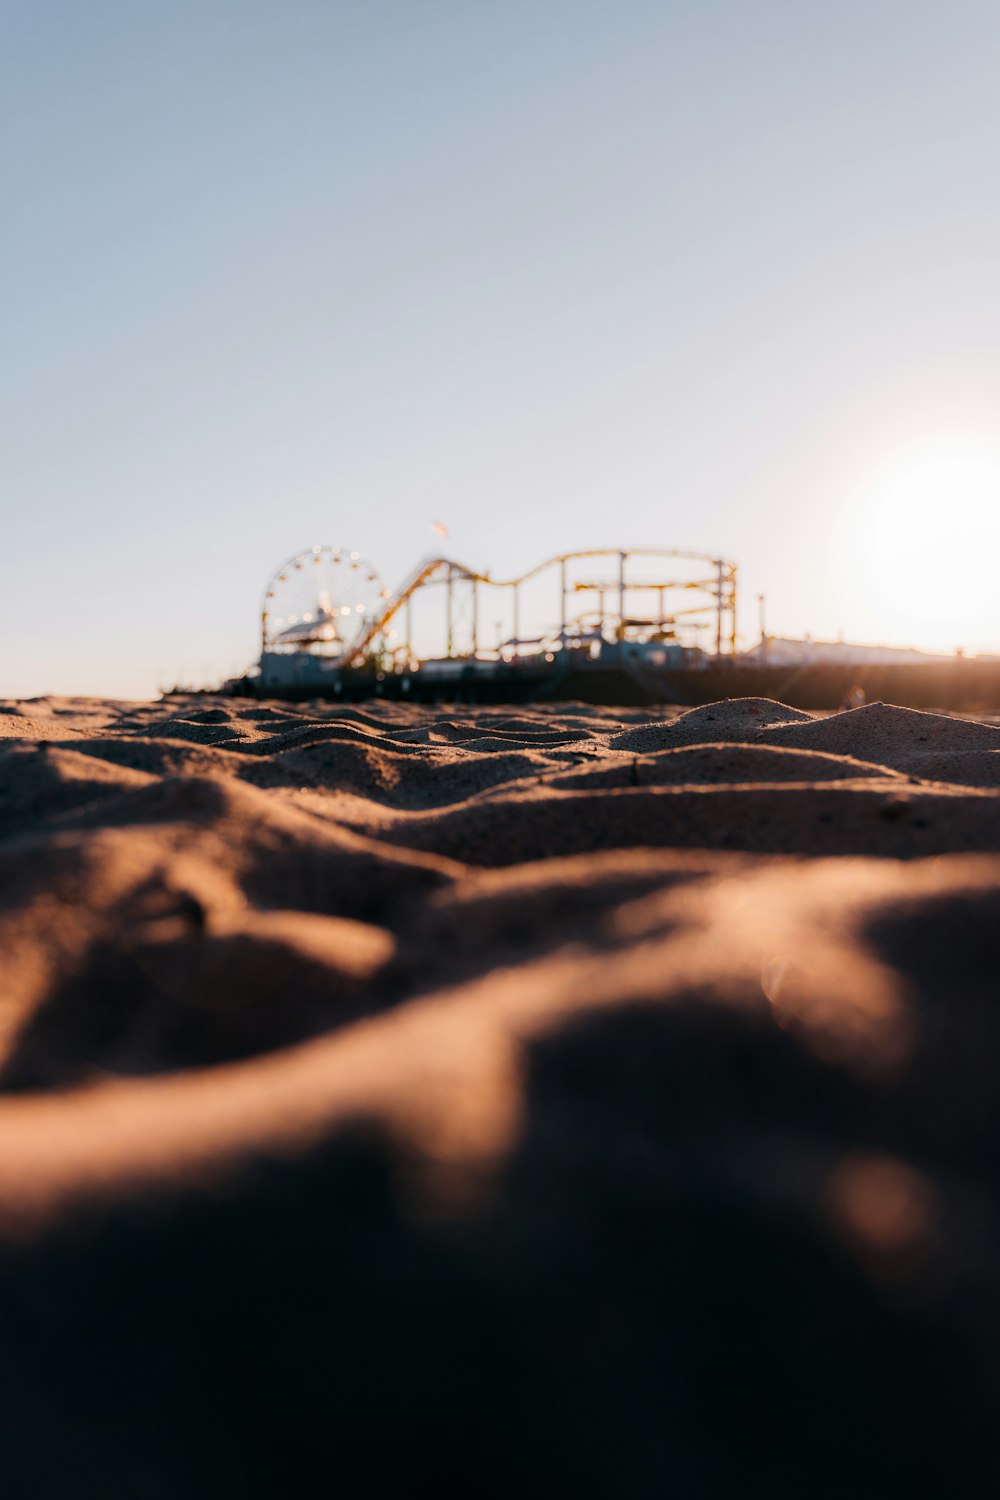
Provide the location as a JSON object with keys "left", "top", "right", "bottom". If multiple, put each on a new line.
{"left": 850, "top": 441, "right": 1000, "bottom": 654}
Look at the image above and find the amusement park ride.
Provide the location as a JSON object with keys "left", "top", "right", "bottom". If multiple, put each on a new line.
{"left": 239, "top": 544, "right": 739, "bottom": 700}
{"left": 222, "top": 540, "right": 1000, "bottom": 708}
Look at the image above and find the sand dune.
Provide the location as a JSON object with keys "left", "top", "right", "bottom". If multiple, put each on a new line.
{"left": 2, "top": 694, "right": 1000, "bottom": 1496}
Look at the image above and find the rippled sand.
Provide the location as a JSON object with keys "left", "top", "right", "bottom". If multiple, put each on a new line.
{"left": 3, "top": 693, "right": 1000, "bottom": 1496}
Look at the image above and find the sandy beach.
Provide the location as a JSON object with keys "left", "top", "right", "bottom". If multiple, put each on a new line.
{"left": 3, "top": 692, "right": 1000, "bottom": 1495}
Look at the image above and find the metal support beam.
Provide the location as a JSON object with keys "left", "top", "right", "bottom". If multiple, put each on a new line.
{"left": 446, "top": 566, "right": 454, "bottom": 659}
{"left": 730, "top": 567, "right": 738, "bottom": 655}
{"left": 618, "top": 551, "right": 626, "bottom": 643}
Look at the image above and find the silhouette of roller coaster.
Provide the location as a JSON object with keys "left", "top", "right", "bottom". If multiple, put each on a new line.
{"left": 250, "top": 544, "right": 737, "bottom": 699}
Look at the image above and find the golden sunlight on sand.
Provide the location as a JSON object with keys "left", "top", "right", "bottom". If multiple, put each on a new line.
{"left": 2, "top": 693, "right": 1000, "bottom": 1493}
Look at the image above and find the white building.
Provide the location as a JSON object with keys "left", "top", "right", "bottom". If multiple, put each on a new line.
{"left": 740, "top": 636, "right": 952, "bottom": 667}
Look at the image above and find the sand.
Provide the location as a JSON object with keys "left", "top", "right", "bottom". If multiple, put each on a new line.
{"left": 2, "top": 692, "right": 1000, "bottom": 1496}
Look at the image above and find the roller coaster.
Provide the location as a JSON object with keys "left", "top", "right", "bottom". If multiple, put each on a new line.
{"left": 224, "top": 541, "right": 1000, "bottom": 709}
{"left": 251, "top": 544, "right": 738, "bottom": 697}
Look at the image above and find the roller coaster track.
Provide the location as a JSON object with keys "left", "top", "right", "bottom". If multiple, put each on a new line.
{"left": 324, "top": 547, "right": 737, "bottom": 669}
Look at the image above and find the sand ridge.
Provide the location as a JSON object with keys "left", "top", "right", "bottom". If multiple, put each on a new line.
{"left": 2, "top": 693, "right": 1000, "bottom": 1495}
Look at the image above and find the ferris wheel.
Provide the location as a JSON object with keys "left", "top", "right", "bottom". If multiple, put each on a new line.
{"left": 261, "top": 545, "right": 391, "bottom": 658}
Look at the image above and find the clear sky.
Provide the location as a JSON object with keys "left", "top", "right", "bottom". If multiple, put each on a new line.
{"left": 5, "top": 0, "right": 1000, "bottom": 697}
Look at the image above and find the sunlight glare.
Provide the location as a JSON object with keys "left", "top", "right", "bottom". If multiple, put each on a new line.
{"left": 850, "top": 441, "right": 1000, "bottom": 654}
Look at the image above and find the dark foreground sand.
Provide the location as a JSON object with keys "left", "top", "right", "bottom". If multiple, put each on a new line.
{"left": 3, "top": 693, "right": 1000, "bottom": 1496}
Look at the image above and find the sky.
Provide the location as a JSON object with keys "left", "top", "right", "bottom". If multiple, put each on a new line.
{"left": 5, "top": 0, "right": 1000, "bottom": 697}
